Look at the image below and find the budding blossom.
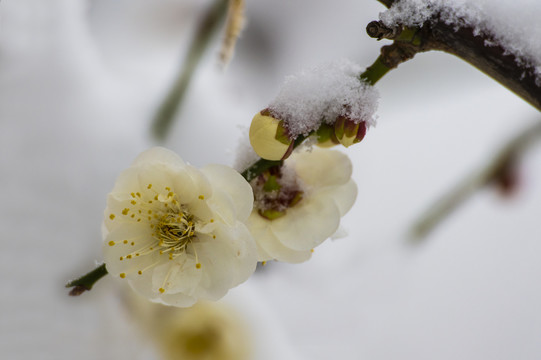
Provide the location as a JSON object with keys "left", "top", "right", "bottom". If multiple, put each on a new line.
{"left": 246, "top": 148, "right": 357, "bottom": 263}
{"left": 103, "top": 147, "right": 257, "bottom": 307}
{"left": 249, "top": 109, "right": 293, "bottom": 161}
{"left": 249, "top": 59, "right": 379, "bottom": 159}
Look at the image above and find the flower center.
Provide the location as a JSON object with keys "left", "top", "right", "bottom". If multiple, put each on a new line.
{"left": 251, "top": 165, "right": 303, "bottom": 220}
{"left": 153, "top": 210, "right": 196, "bottom": 255}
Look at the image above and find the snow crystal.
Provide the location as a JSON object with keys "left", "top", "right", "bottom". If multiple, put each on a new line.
{"left": 233, "top": 126, "right": 260, "bottom": 172}
{"left": 268, "top": 59, "right": 380, "bottom": 138}
{"left": 379, "top": 0, "right": 541, "bottom": 85}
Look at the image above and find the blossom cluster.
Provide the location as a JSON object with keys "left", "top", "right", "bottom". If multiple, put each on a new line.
{"left": 103, "top": 146, "right": 357, "bottom": 306}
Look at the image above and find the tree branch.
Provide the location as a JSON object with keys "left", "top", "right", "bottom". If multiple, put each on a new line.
{"left": 376, "top": 0, "right": 395, "bottom": 9}
{"left": 410, "top": 120, "right": 541, "bottom": 241}
{"left": 427, "top": 21, "right": 541, "bottom": 111}
{"left": 366, "top": 18, "right": 541, "bottom": 111}
{"left": 151, "top": 0, "right": 228, "bottom": 140}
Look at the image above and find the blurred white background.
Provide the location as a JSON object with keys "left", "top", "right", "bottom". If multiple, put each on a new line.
{"left": 1, "top": 0, "right": 540, "bottom": 359}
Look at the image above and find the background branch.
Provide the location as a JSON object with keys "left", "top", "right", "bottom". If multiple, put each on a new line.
{"left": 410, "top": 120, "right": 541, "bottom": 241}
{"left": 151, "top": 0, "right": 228, "bottom": 140}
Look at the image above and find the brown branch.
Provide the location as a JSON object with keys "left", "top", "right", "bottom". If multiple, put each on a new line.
{"left": 410, "top": 120, "right": 541, "bottom": 240}
{"left": 366, "top": 19, "right": 541, "bottom": 111}
{"left": 427, "top": 22, "right": 541, "bottom": 111}
{"left": 376, "top": 0, "right": 395, "bottom": 9}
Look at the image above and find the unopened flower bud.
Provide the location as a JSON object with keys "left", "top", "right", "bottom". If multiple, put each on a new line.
{"left": 334, "top": 115, "right": 367, "bottom": 148}
{"left": 249, "top": 109, "right": 294, "bottom": 160}
{"left": 315, "top": 124, "right": 339, "bottom": 148}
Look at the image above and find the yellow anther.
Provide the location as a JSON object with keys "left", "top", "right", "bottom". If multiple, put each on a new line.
{"left": 137, "top": 219, "right": 141, "bottom": 222}
{"left": 198, "top": 195, "right": 205, "bottom": 200}
{"left": 147, "top": 184, "right": 152, "bottom": 189}
{"left": 131, "top": 192, "right": 136, "bottom": 198}
{"left": 310, "top": 249, "right": 314, "bottom": 253}
{"left": 120, "top": 273, "right": 126, "bottom": 279}
{"left": 131, "top": 241, "right": 135, "bottom": 246}
{"left": 167, "top": 192, "right": 174, "bottom": 198}
{"left": 109, "top": 214, "right": 115, "bottom": 220}
{"left": 261, "top": 261, "right": 267, "bottom": 266}
{"left": 210, "top": 219, "right": 214, "bottom": 223}
{"left": 130, "top": 214, "right": 135, "bottom": 218}
{"left": 131, "top": 200, "right": 136, "bottom": 205}
{"left": 148, "top": 200, "right": 153, "bottom": 204}
{"left": 138, "top": 271, "right": 142, "bottom": 275}
{"left": 126, "top": 255, "right": 132, "bottom": 259}
{"left": 148, "top": 210, "right": 152, "bottom": 214}
{"left": 169, "top": 254, "right": 173, "bottom": 260}
{"left": 159, "top": 288, "right": 165, "bottom": 293}
{"left": 165, "top": 187, "right": 171, "bottom": 191}
{"left": 154, "top": 195, "right": 158, "bottom": 201}
{"left": 136, "top": 192, "right": 141, "bottom": 198}
{"left": 108, "top": 241, "right": 115, "bottom": 246}
{"left": 122, "top": 208, "right": 129, "bottom": 215}
{"left": 212, "top": 235, "right": 216, "bottom": 239}
{"left": 135, "top": 253, "right": 140, "bottom": 257}
{"left": 123, "top": 240, "right": 128, "bottom": 244}
{"left": 119, "top": 256, "right": 123, "bottom": 261}
{"left": 148, "top": 216, "right": 151, "bottom": 221}
{"left": 195, "top": 263, "right": 201, "bottom": 269}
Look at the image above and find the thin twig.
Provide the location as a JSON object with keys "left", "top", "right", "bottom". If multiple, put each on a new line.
{"left": 65, "top": 264, "right": 108, "bottom": 296}
{"left": 151, "top": 0, "right": 229, "bottom": 140}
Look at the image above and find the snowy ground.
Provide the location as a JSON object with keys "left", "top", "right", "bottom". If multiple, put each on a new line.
{"left": 1, "top": 0, "right": 540, "bottom": 359}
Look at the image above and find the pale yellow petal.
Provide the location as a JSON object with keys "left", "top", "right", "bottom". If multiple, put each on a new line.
{"left": 292, "top": 148, "right": 352, "bottom": 187}
{"left": 201, "top": 164, "right": 254, "bottom": 221}
{"left": 270, "top": 195, "right": 340, "bottom": 251}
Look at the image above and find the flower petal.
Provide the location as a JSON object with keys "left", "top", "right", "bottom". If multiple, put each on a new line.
{"left": 247, "top": 213, "right": 312, "bottom": 263}
{"left": 270, "top": 195, "right": 341, "bottom": 251}
{"left": 292, "top": 148, "right": 352, "bottom": 187}
{"left": 316, "top": 179, "right": 357, "bottom": 216}
{"left": 201, "top": 164, "right": 254, "bottom": 221}
{"left": 151, "top": 257, "right": 202, "bottom": 295}
{"left": 132, "top": 147, "right": 186, "bottom": 168}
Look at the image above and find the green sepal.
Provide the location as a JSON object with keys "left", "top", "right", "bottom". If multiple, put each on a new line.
{"left": 263, "top": 175, "right": 281, "bottom": 192}
{"left": 258, "top": 209, "right": 286, "bottom": 220}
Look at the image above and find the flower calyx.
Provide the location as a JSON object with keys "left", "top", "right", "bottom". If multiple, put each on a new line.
{"left": 315, "top": 123, "right": 340, "bottom": 148}
{"left": 334, "top": 115, "right": 367, "bottom": 148}
{"left": 249, "top": 108, "right": 294, "bottom": 161}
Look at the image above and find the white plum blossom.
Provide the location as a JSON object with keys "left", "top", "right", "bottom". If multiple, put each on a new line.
{"left": 246, "top": 148, "right": 357, "bottom": 263}
{"left": 124, "top": 296, "right": 252, "bottom": 360}
{"left": 103, "top": 147, "right": 257, "bottom": 307}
